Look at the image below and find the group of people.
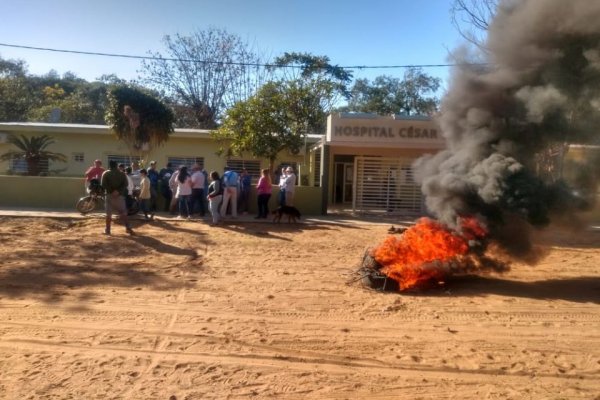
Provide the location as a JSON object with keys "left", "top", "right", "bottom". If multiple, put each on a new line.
{"left": 84, "top": 159, "right": 297, "bottom": 231}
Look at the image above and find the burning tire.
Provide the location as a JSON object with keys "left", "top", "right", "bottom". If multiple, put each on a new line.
{"left": 358, "top": 251, "right": 399, "bottom": 292}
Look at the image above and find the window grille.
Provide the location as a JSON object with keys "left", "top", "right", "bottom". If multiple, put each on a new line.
{"left": 167, "top": 157, "right": 204, "bottom": 170}
{"left": 313, "top": 149, "right": 321, "bottom": 187}
{"left": 73, "top": 152, "right": 84, "bottom": 163}
{"left": 107, "top": 155, "right": 141, "bottom": 167}
{"left": 225, "top": 159, "right": 261, "bottom": 182}
{"left": 353, "top": 156, "right": 423, "bottom": 215}
{"left": 274, "top": 161, "right": 298, "bottom": 185}
{"left": 8, "top": 158, "right": 49, "bottom": 175}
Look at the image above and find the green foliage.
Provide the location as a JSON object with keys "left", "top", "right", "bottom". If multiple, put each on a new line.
{"left": 0, "top": 57, "right": 34, "bottom": 121}
{"left": 341, "top": 68, "right": 440, "bottom": 115}
{"left": 105, "top": 85, "right": 175, "bottom": 155}
{"left": 214, "top": 81, "right": 308, "bottom": 171}
{"left": 215, "top": 52, "right": 352, "bottom": 170}
{"left": 271, "top": 52, "right": 352, "bottom": 111}
{"left": 0, "top": 134, "right": 67, "bottom": 176}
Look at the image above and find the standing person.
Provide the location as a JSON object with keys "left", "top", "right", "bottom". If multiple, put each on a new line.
{"left": 129, "top": 160, "right": 142, "bottom": 188}
{"left": 207, "top": 171, "right": 223, "bottom": 226}
{"left": 147, "top": 161, "right": 159, "bottom": 212}
{"left": 101, "top": 160, "right": 133, "bottom": 235}
{"left": 138, "top": 169, "right": 153, "bottom": 220}
{"left": 122, "top": 165, "right": 135, "bottom": 211}
{"left": 159, "top": 162, "right": 174, "bottom": 212}
{"left": 238, "top": 168, "right": 252, "bottom": 215}
{"left": 175, "top": 166, "right": 192, "bottom": 219}
{"left": 84, "top": 159, "right": 105, "bottom": 192}
{"left": 255, "top": 168, "right": 272, "bottom": 219}
{"left": 202, "top": 166, "right": 209, "bottom": 215}
{"left": 190, "top": 164, "right": 206, "bottom": 217}
{"left": 278, "top": 167, "right": 287, "bottom": 207}
{"left": 220, "top": 166, "right": 239, "bottom": 219}
{"left": 168, "top": 167, "right": 180, "bottom": 215}
{"left": 283, "top": 166, "right": 297, "bottom": 206}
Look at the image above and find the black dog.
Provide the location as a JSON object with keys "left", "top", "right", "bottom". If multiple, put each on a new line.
{"left": 272, "top": 206, "right": 302, "bottom": 223}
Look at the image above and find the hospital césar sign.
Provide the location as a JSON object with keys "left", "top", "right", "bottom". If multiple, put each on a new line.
{"left": 326, "top": 113, "right": 446, "bottom": 149}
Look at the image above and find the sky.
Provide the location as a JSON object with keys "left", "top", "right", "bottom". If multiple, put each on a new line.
{"left": 0, "top": 0, "right": 464, "bottom": 92}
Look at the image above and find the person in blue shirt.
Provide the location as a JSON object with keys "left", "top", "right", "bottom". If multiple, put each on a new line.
{"left": 220, "top": 166, "right": 239, "bottom": 218}
{"left": 238, "top": 168, "right": 252, "bottom": 214}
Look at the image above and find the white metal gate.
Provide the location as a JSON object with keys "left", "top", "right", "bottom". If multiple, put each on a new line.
{"left": 353, "top": 156, "right": 423, "bottom": 215}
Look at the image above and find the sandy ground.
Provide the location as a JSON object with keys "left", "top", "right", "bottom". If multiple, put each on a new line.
{"left": 0, "top": 214, "right": 598, "bottom": 399}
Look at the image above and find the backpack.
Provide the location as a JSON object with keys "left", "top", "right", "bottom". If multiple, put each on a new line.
{"left": 224, "top": 170, "right": 238, "bottom": 187}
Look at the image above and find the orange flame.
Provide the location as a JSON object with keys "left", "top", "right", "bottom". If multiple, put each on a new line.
{"left": 372, "top": 217, "right": 487, "bottom": 290}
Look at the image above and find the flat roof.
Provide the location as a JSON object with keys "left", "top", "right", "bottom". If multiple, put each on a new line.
{"left": 0, "top": 122, "right": 323, "bottom": 143}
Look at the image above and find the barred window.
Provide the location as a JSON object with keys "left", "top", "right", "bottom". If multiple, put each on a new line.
{"left": 8, "top": 157, "right": 49, "bottom": 175}
{"left": 167, "top": 157, "right": 204, "bottom": 170}
{"left": 226, "top": 159, "right": 261, "bottom": 182}
{"left": 9, "top": 158, "right": 28, "bottom": 174}
{"left": 107, "top": 155, "right": 142, "bottom": 167}
{"left": 313, "top": 148, "right": 321, "bottom": 187}
{"left": 73, "top": 152, "right": 84, "bottom": 163}
{"left": 274, "top": 161, "right": 298, "bottom": 185}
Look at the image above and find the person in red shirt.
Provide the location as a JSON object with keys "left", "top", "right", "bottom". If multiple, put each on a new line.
{"left": 84, "top": 159, "right": 105, "bottom": 192}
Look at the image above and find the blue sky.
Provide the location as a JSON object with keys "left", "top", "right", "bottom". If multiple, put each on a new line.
{"left": 0, "top": 0, "right": 463, "bottom": 91}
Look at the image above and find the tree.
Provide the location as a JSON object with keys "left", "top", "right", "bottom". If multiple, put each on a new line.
{"left": 0, "top": 56, "right": 33, "bottom": 121}
{"left": 215, "top": 52, "right": 352, "bottom": 173}
{"left": 270, "top": 52, "right": 352, "bottom": 115}
{"left": 450, "top": 0, "right": 497, "bottom": 52}
{"left": 214, "top": 81, "right": 309, "bottom": 173}
{"left": 0, "top": 134, "right": 67, "bottom": 176}
{"left": 141, "top": 27, "right": 270, "bottom": 128}
{"left": 342, "top": 68, "right": 441, "bottom": 116}
{"left": 105, "top": 85, "right": 175, "bottom": 160}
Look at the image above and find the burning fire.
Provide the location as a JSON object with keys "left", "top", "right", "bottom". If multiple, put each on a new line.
{"left": 372, "top": 217, "right": 488, "bottom": 291}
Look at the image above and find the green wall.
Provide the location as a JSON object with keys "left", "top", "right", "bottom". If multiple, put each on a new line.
{"left": 0, "top": 175, "right": 323, "bottom": 215}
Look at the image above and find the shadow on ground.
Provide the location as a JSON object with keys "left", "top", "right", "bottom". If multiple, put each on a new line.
{"left": 399, "top": 275, "right": 600, "bottom": 304}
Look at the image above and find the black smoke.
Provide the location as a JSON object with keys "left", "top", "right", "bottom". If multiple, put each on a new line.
{"left": 414, "top": 0, "right": 600, "bottom": 261}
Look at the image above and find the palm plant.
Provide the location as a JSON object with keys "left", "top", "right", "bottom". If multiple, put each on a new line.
{"left": 0, "top": 134, "right": 67, "bottom": 176}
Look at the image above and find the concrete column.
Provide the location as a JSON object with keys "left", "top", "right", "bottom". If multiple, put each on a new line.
{"left": 320, "top": 144, "right": 330, "bottom": 215}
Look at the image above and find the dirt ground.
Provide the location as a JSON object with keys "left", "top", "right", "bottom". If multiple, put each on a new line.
{"left": 0, "top": 214, "right": 598, "bottom": 399}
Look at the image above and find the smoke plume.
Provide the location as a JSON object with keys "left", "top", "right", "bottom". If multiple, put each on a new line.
{"left": 415, "top": 0, "right": 600, "bottom": 261}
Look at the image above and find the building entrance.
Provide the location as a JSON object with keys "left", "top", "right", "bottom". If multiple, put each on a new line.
{"left": 353, "top": 156, "right": 423, "bottom": 215}
{"left": 333, "top": 162, "right": 353, "bottom": 204}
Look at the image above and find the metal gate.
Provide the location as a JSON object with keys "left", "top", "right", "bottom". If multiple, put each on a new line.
{"left": 353, "top": 156, "right": 423, "bottom": 215}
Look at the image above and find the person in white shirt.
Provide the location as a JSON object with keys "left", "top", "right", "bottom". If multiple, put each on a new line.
{"left": 278, "top": 167, "right": 287, "bottom": 206}
{"left": 174, "top": 166, "right": 192, "bottom": 219}
{"left": 168, "top": 168, "right": 180, "bottom": 215}
{"left": 283, "top": 166, "right": 296, "bottom": 206}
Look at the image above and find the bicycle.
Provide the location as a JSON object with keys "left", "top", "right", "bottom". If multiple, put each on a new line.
{"left": 76, "top": 179, "right": 140, "bottom": 216}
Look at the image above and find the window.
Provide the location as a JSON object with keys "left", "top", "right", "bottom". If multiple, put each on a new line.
{"left": 107, "top": 155, "right": 141, "bottom": 167}
{"left": 167, "top": 157, "right": 204, "bottom": 170}
{"left": 226, "top": 159, "right": 261, "bottom": 182}
{"left": 274, "top": 161, "right": 298, "bottom": 185}
{"left": 8, "top": 157, "right": 49, "bottom": 175}
{"left": 73, "top": 152, "right": 84, "bottom": 163}
{"left": 313, "top": 148, "right": 321, "bottom": 187}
